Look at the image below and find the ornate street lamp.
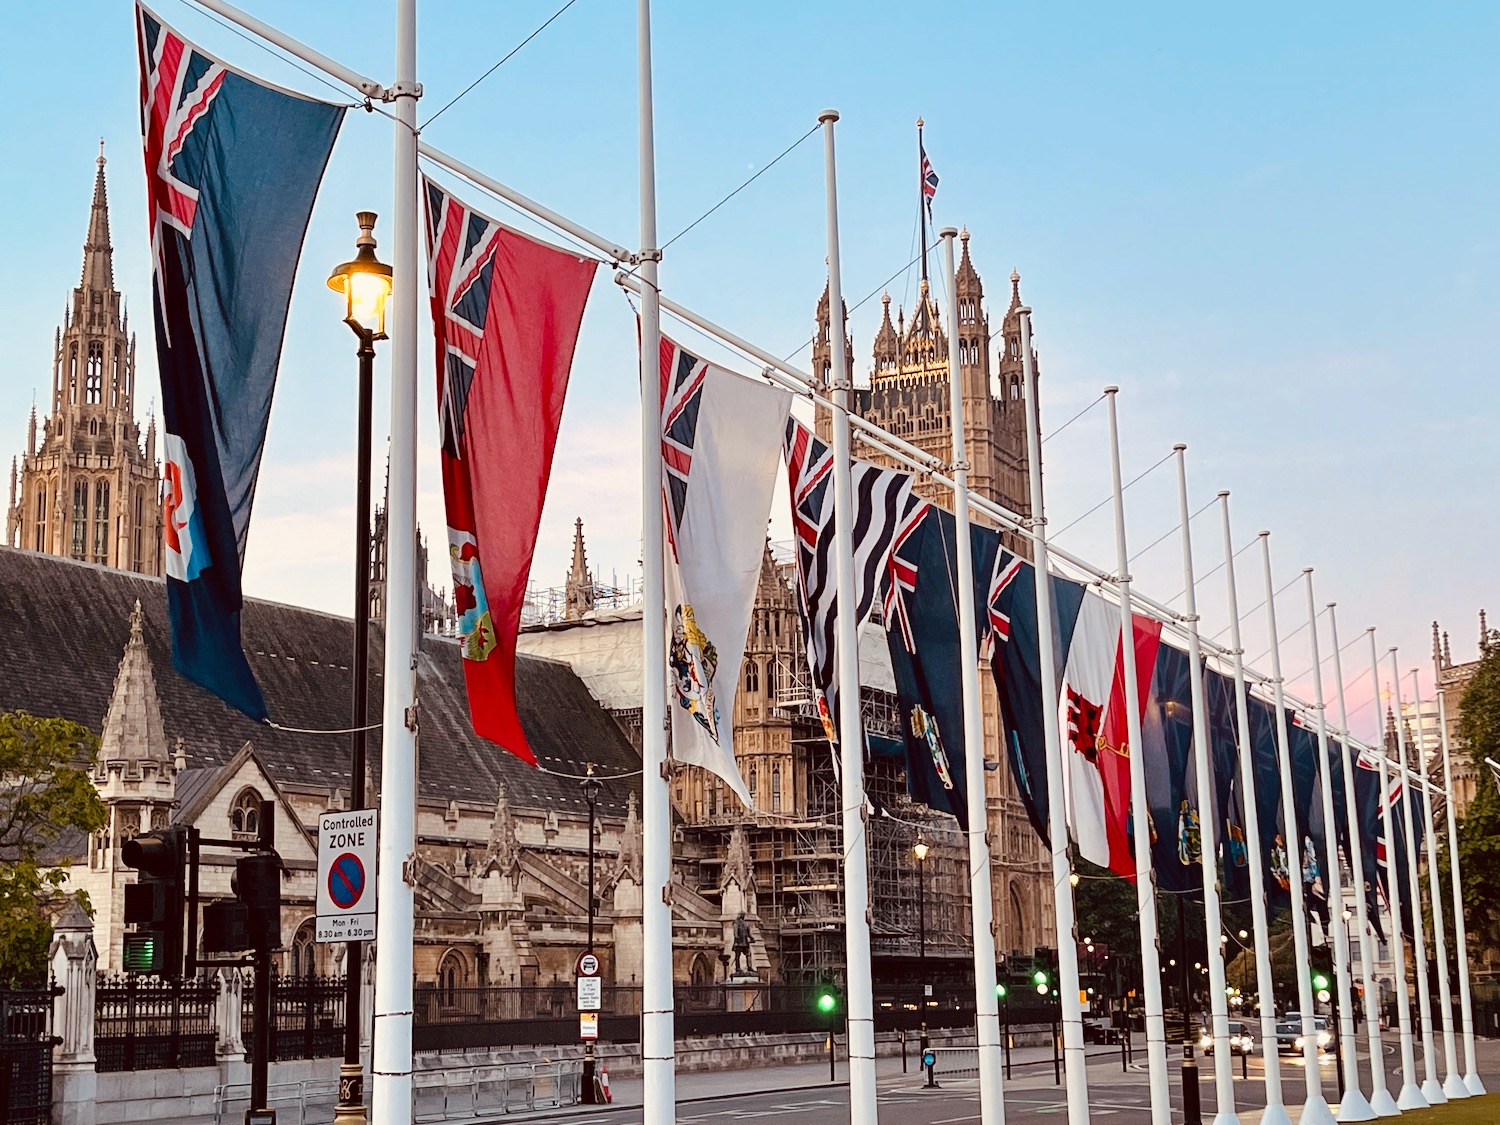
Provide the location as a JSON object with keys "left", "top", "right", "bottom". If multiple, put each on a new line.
{"left": 327, "top": 212, "right": 391, "bottom": 1125}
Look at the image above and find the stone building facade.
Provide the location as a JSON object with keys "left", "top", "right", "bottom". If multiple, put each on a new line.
{"left": 1432, "top": 611, "right": 1498, "bottom": 819}
{"left": 6, "top": 150, "right": 162, "bottom": 575}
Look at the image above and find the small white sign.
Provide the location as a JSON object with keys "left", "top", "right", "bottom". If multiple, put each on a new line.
{"left": 316, "top": 809, "right": 378, "bottom": 943}
{"left": 577, "top": 976, "right": 603, "bottom": 1011}
{"left": 580, "top": 1012, "right": 599, "bottom": 1040}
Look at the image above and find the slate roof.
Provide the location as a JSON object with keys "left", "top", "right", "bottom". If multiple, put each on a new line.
{"left": 0, "top": 547, "right": 641, "bottom": 820}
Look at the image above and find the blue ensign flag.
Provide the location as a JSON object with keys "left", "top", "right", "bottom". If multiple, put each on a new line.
{"left": 136, "top": 6, "right": 343, "bottom": 719}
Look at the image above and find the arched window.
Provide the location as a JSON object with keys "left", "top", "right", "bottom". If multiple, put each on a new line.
{"left": 767, "top": 661, "right": 780, "bottom": 701}
{"left": 68, "top": 346, "right": 79, "bottom": 404}
{"left": 93, "top": 480, "right": 110, "bottom": 563}
{"left": 1010, "top": 883, "right": 1027, "bottom": 952}
{"left": 744, "top": 659, "right": 759, "bottom": 694}
{"left": 86, "top": 342, "right": 104, "bottom": 405}
{"left": 439, "top": 951, "right": 466, "bottom": 1006}
{"left": 690, "top": 953, "right": 713, "bottom": 987}
{"left": 771, "top": 766, "right": 782, "bottom": 814}
{"left": 290, "top": 922, "right": 316, "bottom": 978}
{"left": 71, "top": 480, "right": 87, "bottom": 560}
{"left": 231, "top": 788, "right": 263, "bottom": 840}
{"left": 749, "top": 765, "right": 758, "bottom": 802}
{"left": 133, "top": 489, "right": 144, "bottom": 566}
{"left": 34, "top": 489, "right": 46, "bottom": 553}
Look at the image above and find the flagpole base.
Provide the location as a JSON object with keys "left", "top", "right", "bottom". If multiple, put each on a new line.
{"left": 1442, "top": 1073, "right": 1469, "bottom": 1099}
{"left": 1258, "top": 1103, "right": 1294, "bottom": 1125}
{"left": 1367, "top": 1087, "right": 1401, "bottom": 1116}
{"left": 1420, "top": 1078, "right": 1446, "bottom": 1104}
{"left": 1299, "top": 1094, "right": 1338, "bottom": 1125}
{"left": 1336, "top": 1087, "right": 1376, "bottom": 1121}
{"left": 1464, "top": 1072, "right": 1487, "bottom": 1096}
{"left": 1211, "top": 1111, "right": 1241, "bottom": 1125}
{"left": 1395, "top": 1083, "right": 1427, "bottom": 1110}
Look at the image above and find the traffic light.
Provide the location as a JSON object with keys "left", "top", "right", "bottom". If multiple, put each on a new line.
{"left": 1309, "top": 946, "right": 1333, "bottom": 1005}
{"left": 1033, "top": 968, "right": 1050, "bottom": 996}
{"left": 121, "top": 827, "right": 188, "bottom": 976}
{"left": 817, "top": 988, "right": 837, "bottom": 1013}
{"left": 1312, "top": 970, "right": 1331, "bottom": 1005}
{"left": 237, "top": 853, "right": 284, "bottom": 951}
{"left": 995, "top": 983, "right": 1008, "bottom": 999}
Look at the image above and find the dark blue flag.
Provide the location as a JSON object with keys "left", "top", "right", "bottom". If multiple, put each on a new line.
{"left": 1246, "top": 692, "right": 1291, "bottom": 917}
{"left": 1140, "top": 642, "right": 1200, "bottom": 896}
{"left": 881, "top": 506, "right": 999, "bottom": 827}
{"left": 986, "top": 550, "right": 1086, "bottom": 849}
{"left": 1382, "top": 776, "right": 1426, "bottom": 943}
{"left": 1350, "top": 748, "right": 1387, "bottom": 942}
{"left": 137, "top": 5, "right": 344, "bottom": 719}
{"left": 1286, "top": 716, "right": 1330, "bottom": 933}
{"left": 1206, "top": 668, "right": 1254, "bottom": 902}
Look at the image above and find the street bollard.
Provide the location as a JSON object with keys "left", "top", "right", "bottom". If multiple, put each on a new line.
{"left": 900, "top": 1027, "right": 907, "bottom": 1073}
{"left": 1182, "top": 1042, "right": 1202, "bottom": 1125}
{"left": 1053, "top": 1019, "right": 1061, "bottom": 1086}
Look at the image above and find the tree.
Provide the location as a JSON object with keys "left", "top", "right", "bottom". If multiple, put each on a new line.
{"left": 0, "top": 711, "right": 107, "bottom": 982}
{"left": 1456, "top": 642, "right": 1500, "bottom": 961}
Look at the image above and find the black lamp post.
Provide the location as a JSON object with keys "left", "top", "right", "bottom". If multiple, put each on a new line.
{"left": 581, "top": 764, "right": 602, "bottom": 1103}
{"left": 327, "top": 212, "right": 391, "bottom": 1125}
{"left": 914, "top": 838, "right": 929, "bottom": 965}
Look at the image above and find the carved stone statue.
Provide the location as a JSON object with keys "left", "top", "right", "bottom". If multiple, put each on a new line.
{"left": 731, "top": 912, "right": 753, "bottom": 974}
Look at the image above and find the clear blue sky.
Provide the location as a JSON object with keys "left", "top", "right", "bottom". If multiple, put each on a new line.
{"left": 4, "top": 1, "right": 1498, "bottom": 740}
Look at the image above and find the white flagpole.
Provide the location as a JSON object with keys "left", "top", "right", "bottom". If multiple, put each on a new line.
{"left": 1302, "top": 571, "right": 1374, "bottom": 1121}
{"left": 370, "top": 1, "right": 419, "bottom": 1122}
{"left": 1217, "top": 495, "right": 1292, "bottom": 1125}
{"left": 1387, "top": 651, "right": 1444, "bottom": 1106}
{"left": 819, "top": 109, "right": 878, "bottom": 1125}
{"left": 1171, "top": 448, "right": 1237, "bottom": 1125}
{"left": 940, "top": 228, "right": 1005, "bottom": 1125}
{"left": 1327, "top": 605, "right": 1399, "bottom": 1117}
{"left": 1104, "top": 387, "right": 1168, "bottom": 1125}
{"left": 1368, "top": 631, "right": 1425, "bottom": 1110}
{"left": 636, "top": 2, "right": 675, "bottom": 1120}
{"left": 1258, "top": 533, "right": 1335, "bottom": 1125}
{"left": 1436, "top": 690, "right": 1485, "bottom": 1095}
{"left": 1408, "top": 672, "right": 1466, "bottom": 1100}
{"left": 1019, "top": 311, "right": 1094, "bottom": 1125}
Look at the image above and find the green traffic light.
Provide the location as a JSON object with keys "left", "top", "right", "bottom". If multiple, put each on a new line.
{"left": 1033, "top": 969, "right": 1048, "bottom": 986}
{"left": 996, "top": 983, "right": 1008, "bottom": 998}
{"left": 817, "top": 991, "right": 836, "bottom": 1013}
{"left": 1312, "top": 973, "right": 1330, "bottom": 991}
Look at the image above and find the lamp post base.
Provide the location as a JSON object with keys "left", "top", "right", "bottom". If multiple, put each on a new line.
{"left": 332, "top": 1063, "right": 367, "bottom": 1125}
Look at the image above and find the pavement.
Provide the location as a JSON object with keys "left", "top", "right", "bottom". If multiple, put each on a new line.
{"left": 483, "top": 1035, "right": 1500, "bottom": 1125}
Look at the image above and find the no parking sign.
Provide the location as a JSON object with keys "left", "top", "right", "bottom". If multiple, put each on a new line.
{"left": 317, "top": 810, "right": 378, "bottom": 942}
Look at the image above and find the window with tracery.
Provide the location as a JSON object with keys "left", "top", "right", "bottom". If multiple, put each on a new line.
{"left": 86, "top": 342, "right": 104, "bottom": 404}
{"left": 771, "top": 766, "right": 782, "bottom": 814}
{"left": 93, "top": 480, "right": 110, "bottom": 563}
{"left": 290, "top": 923, "right": 316, "bottom": 977}
{"left": 231, "top": 789, "right": 263, "bottom": 839}
{"left": 744, "top": 660, "right": 759, "bottom": 693}
{"left": 34, "top": 490, "right": 46, "bottom": 553}
{"left": 71, "top": 481, "right": 87, "bottom": 559}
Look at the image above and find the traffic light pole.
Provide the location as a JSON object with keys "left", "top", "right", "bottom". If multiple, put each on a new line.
{"left": 250, "top": 801, "right": 275, "bottom": 1122}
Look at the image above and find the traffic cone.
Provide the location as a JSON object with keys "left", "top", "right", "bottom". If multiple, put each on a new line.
{"left": 600, "top": 1063, "right": 612, "bottom": 1104}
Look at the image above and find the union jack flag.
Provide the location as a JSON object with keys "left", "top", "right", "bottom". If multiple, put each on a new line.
{"left": 426, "top": 181, "right": 502, "bottom": 462}
{"left": 986, "top": 553, "right": 1024, "bottom": 653}
{"left": 882, "top": 499, "right": 930, "bottom": 654}
{"left": 659, "top": 337, "right": 708, "bottom": 555}
{"left": 138, "top": 6, "right": 226, "bottom": 308}
{"left": 921, "top": 143, "right": 939, "bottom": 218}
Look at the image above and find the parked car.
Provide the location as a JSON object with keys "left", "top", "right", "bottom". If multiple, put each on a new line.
{"left": 1275, "top": 1013, "right": 1334, "bottom": 1054}
{"left": 1199, "top": 1019, "right": 1255, "bottom": 1056}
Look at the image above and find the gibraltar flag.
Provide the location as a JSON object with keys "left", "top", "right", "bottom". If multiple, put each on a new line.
{"left": 424, "top": 178, "right": 597, "bottom": 764}
{"left": 1059, "top": 593, "right": 1162, "bottom": 877}
{"left": 660, "top": 336, "right": 790, "bottom": 805}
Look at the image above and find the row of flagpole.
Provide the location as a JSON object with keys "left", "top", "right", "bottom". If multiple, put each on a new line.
{"left": 176, "top": 4, "right": 1489, "bottom": 1124}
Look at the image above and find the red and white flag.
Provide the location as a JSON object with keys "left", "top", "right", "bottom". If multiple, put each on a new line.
{"left": 1058, "top": 593, "right": 1162, "bottom": 877}
{"left": 423, "top": 177, "right": 597, "bottom": 764}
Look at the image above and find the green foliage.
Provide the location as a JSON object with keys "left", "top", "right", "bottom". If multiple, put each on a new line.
{"left": 1457, "top": 645, "right": 1500, "bottom": 958}
{"left": 0, "top": 711, "right": 107, "bottom": 983}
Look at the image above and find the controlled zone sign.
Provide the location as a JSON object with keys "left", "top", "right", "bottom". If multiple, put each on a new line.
{"left": 317, "top": 810, "right": 378, "bottom": 942}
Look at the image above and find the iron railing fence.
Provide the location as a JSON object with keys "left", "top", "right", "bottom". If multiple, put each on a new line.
{"left": 95, "top": 974, "right": 218, "bottom": 1073}
{"left": 0, "top": 981, "right": 59, "bottom": 1125}
{"left": 244, "top": 972, "right": 346, "bottom": 1063}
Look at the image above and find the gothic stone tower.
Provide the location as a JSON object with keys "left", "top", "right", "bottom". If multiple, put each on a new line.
{"left": 809, "top": 233, "right": 1055, "bottom": 955}
{"left": 7, "top": 149, "right": 162, "bottom": 574}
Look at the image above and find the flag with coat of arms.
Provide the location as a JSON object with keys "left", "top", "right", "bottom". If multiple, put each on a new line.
{"left": 136, "top": 3, "right": 344, "bottom": 719}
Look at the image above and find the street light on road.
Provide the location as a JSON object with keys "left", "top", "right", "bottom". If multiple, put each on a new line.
{"left": 326, "top": 211, "right": 391, "bottom": 1125}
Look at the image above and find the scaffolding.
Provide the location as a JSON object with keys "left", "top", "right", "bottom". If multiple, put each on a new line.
{"left": 521, "top": 575, "right": 642, "bottom": 627}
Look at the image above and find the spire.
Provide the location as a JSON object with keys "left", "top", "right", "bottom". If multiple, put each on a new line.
{"left": 99, "top": 601, "right": 168, "bottom": 764}
{"left": 1443, "top": 631, "right": 1452, "bottom": 667}
{"left": 81, "top": 142, "right": 114, "bottom": 294}
{"left": 564, "top": 517, "right": 594, "bottom": 620}
{"left": 955, "top": 226, "right": 982, "bottom": 297}
{"left": 873, "top": 291, "right": 899, "bottom": 371}
{"left": 1482, "top": 609, "right": 1491, "bottom": 654}
{"left": 1433, "top": 620, "right": 1442, "bottom": 667}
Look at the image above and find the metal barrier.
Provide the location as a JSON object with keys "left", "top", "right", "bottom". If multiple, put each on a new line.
{"left": 213, "top": 1061, "right": 582, "bottom": 1124}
